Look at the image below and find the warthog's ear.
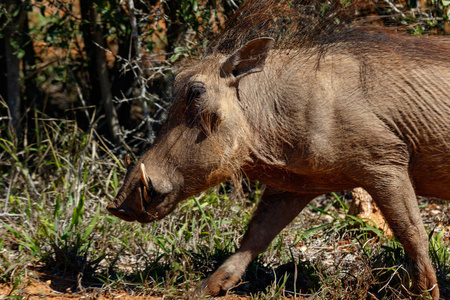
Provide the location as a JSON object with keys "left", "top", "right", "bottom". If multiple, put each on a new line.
{"left": 221, "top": 37, "right": 274, "bottom": 83}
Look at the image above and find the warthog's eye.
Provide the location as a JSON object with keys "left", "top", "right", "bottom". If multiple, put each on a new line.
{"left": 187, "top": 83, "right": 206, "bottom": 106}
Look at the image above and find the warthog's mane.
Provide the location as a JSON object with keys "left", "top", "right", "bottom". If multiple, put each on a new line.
{"left": 207, "top": 0, "right": 450, "bottom": 64}
{"left": 208, "top": 0, "right": 361, "bottom": 54}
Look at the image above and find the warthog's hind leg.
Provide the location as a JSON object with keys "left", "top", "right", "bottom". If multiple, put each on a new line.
{"left": 198, "top": 188, "right": 316, "bottom": 296}
{"left": 363, "top": 169, "right": 439, "bottom": 300}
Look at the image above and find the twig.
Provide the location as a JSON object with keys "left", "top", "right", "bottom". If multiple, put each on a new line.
{"left": 383, "top": 0, "right": 407, "bottom": 20}
{"left": 378, "top": 264, "right": 406, "bottom": 293}
{"left": 0, "top": 213, "right": 23, "bottom": 217}
{"left": 229, "top": 0, "right": 239, "bottom": 9}
{"left": 128, "top": 0, "right": 155, "bottom": 143}
{"left": 4, "top": 169, "right": 17, "bottom": 213}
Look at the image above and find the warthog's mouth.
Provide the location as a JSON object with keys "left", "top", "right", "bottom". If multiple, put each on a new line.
{"left": 107, "top": 203, "right": 138, "bottom": 222}
{"left": 106, "top": 187, "right": 151, "bottom": 222}
{"left": 107, "top": 200, "right": 157, "bottom": 223}
{"left": 108, "top": 177, "right": 179, "bottom": 224}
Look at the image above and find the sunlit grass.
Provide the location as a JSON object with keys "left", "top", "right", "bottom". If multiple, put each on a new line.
{"left": 1, "top": 113, "right": 449, "bottom": 299}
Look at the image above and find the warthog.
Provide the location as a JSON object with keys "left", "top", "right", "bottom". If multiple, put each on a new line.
{"left": 108, "top": 1, "right": 450, "bottom": 298}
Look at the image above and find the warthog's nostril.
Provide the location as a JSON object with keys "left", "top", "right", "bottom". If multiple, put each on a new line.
{"left": 107, "top": 203, "right": 138, "bottom": 222}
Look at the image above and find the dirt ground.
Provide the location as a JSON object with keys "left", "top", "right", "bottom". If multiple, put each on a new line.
{"left": 0, "top": 270, "right": 256, "bottom": 300}
{"left": 0, "top": 280, "right": 252, "bottom": 300}
{"left": 1, "top": 199, "right": 447, "bottom": 300}
{"left": 0, "top": 281, "right": 158, "bottom": 300}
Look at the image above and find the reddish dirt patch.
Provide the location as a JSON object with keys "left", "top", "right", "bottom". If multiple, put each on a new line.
{"left": 0, "top": 281, "right": 158, "bottom": 300}
{"left": 0, "top": 279, "right": 296, "bottom": 299}
{"left": 0, "top": 272, "right": 253, "bottom": 300}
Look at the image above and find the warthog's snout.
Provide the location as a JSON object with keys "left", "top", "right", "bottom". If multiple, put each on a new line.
{"left": 108, "top": 163, "right": 176, "bottom": 223}
{"left": 107, "top": 204, "right": 136, "bottom": 221}
{"left": 107, "top": 194, "right": 142, "bottom": 222}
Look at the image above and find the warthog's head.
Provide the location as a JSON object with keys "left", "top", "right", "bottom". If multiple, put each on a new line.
{"left": 107, "top": 38, "right": 274, "bottom": 223}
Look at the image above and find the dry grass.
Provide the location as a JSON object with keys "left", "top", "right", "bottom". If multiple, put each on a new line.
{"left": 1, "top": 106, "right": 449, "bottom": 300}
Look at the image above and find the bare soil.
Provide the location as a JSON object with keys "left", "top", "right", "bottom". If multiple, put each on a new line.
{"left": 0, "top": 281, "right": 157, "bottom": 300}
{"left": 1, "top": 199, "right": 447, "bottom": 300}
{"left": 0, "top": 269, "right": 262, "bottom": 299}
{"left": 0, "top": 278, "right": 253, "bottom": 300}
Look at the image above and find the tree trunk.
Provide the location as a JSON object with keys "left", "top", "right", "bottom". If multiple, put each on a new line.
{"left": 4, "top": 0, "right": 26, "bottom": 136}
{"left": 79, "top": 0, "right": 120, "bottom": 144}
{"left": 0, "top": 37, "right": 6, "bottom": 106}
{"left": 22, "top": 12, "right": 39, "bottom": 109}
{"left": 90, "top": 7, "right": 121, "bottom": 143}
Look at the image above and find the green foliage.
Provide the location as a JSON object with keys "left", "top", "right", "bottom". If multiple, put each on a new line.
{"left": 1, "top": 1, "right": 449, "bottom": 299}
{"left": 0, "top": 111, "right": 119, "bottom": 285}
{"left": 405, "top": 0, "right": 450, "bottom": 34}
{"left": 0, "top": 114, "right": 449, "bottom": 298}
{"left": 429, "top": 226, "right": 450, "bottom": 280}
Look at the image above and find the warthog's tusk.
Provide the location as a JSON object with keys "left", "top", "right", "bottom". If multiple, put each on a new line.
{"left": 140, "top": 163, "right": 152, "bottom": 203}
{"left": 140, "top": 163, "right": 151, "bottom": 189}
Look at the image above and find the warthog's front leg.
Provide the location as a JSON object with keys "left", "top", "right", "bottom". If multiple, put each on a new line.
{"left": 200, "top": 188, "right": 316, "bottom": 296}
{"left": 364, "top": 169, "right": 439, "bottom": 300}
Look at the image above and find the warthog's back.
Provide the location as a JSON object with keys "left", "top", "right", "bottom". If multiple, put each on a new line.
{"left": 355, "top": 36, "right": 450, "bottom": 199}
{"left": 252, "top": 34, "right": 450, "bottom": 201}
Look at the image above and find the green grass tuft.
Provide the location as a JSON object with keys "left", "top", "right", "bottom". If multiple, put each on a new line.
{"left": 1, "top": 114, "right": 449, "bottom": 299}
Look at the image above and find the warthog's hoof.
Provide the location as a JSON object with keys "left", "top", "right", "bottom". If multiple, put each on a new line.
{"left": 412, "top": 273, "right": 439, "bottom": 300}
{"left": 197, "top": 269, "right": 241, "bottom": 296}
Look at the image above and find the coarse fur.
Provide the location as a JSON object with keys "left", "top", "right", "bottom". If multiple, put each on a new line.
{"left": 108, "top": 1, "right": 450, "bottom": 298}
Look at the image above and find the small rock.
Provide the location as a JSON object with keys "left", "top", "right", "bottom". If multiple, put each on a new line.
{"left": 348, "top": 187, "right": 393, "bottom": 238}
{"left": 429, "top": 210, "right": 440, "bottom": 216}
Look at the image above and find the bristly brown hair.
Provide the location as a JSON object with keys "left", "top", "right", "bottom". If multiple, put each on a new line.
{"left": 207, "top": 0, "right": 450, "bottom": 65}
{"left": 208, "top": 0, "right": 367, "bottom": 54}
